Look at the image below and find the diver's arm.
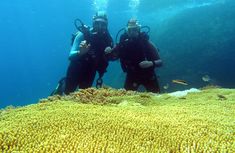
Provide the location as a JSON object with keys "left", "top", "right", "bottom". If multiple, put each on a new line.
{"left": 148, "top": 41, "right": 162, "bottom": 67}
{"left": 139, "top": 41, "right": 162, "bottom": 69}
{"left": 139, "top": 59, "right": 162, "bottom": 69}
{"left": 105, "top": 45, "right": 120, "bottom": 61}
{"left": 152, "top": 59, "right": 163, "bottom": 67}
{"left": 68, "top": 33, "right": 86, "bottom": 61}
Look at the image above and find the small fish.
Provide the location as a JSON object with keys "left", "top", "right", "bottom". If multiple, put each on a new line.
{"left": 163, "top": 83, "right": 169, "bottom": 90}
{"left": 202, "top": 75, "right": 210, "bottom": 82}
{"left": 172, "top": 79, "right": 188, "bottom": 85}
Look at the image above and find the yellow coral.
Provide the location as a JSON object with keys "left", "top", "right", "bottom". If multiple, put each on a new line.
{"left": 0, "top": 88, "right": 235, "bottom": 152}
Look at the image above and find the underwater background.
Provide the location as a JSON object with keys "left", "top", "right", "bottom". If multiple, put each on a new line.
{"left": 0, "top": 0, "right": 234, "bottom": 108}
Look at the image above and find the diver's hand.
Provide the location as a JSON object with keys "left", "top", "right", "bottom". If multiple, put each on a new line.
{"left": 139, "top": 61, "right": 154, "bottom": 69}
{"left": 79, "top": 40, "right": 90, "bottom": 55}
{"left": 104, "top": 46, "right": 112, "bottom": 54}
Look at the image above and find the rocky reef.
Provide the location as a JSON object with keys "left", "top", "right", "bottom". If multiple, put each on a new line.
{"left": 0, "top": 88, "right": 234, "bottom": 152}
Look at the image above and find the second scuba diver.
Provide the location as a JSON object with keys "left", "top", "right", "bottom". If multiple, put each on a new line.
{"left": 106, "top": 19, "right": 162, "bottom": 93}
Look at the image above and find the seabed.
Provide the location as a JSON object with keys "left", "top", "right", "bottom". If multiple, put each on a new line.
{"left": 0, "top": 87, "right": 234, "bottom": 152}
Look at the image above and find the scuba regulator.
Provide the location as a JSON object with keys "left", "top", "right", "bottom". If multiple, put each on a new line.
{"left": 71, "top": 18, "right": 90, "bottom": 46}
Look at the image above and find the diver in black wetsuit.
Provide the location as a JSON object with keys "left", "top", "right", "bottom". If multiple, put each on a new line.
{"left": 106, "top": 19, "right": 162, "bottom": 93}
{"left": 51, "top": 11, "right": 113, "bottom": 95}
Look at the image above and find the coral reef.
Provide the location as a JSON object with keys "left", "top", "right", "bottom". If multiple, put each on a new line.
{"left": 0, "top": 88, "right": 234, "bottom": 152}
{"left": 40, "top": 87, "right": 152, "bottom": 106}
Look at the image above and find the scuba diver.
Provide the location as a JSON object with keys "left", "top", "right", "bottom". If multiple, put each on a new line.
{"left": 51, "top": 11, "right": 113, "bottom": 95}
{"left": 105, "top": 19, "right": 162, "bottom": 93}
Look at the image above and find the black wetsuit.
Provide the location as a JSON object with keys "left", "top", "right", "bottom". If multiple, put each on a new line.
{"left": 110, "top": 33, "right": 161, "bottom": 93}
{"left": 65, "top": 30, "right": 113, "bottom": 94}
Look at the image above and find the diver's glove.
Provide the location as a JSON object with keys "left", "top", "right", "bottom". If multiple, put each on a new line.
{"left": 104, "top": 46, "right": 112, "bottom": 54}
{"left": 139, "top": 60, "right": 154, "bottom": 69}
{"left": 139, "top": 59, "right": 163, "bottom": 68}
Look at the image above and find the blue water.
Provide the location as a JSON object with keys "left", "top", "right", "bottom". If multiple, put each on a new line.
{"left": 0, "top": 0, "right": 234, "bottom": 108}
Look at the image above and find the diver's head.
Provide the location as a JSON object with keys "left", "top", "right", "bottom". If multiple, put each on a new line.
{"left": 92, "top": 11, "right": 108, "bottom": 33}
{"left": 126, "top": 19, "right": 140, "bottom": 38}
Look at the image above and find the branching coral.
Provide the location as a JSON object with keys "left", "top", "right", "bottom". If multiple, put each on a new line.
{"left": 40, "top": 87, "right": 142, "bottom": 105}
{"left": 0, "top": 88, "right": 235, "bottom": 152}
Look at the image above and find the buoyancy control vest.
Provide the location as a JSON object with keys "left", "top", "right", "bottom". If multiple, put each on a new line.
{"left": 118, "top": 32, "right": 153, "bottom": 73}
{"left": 87, "top": 30, "right": 113, "bottom": 76}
